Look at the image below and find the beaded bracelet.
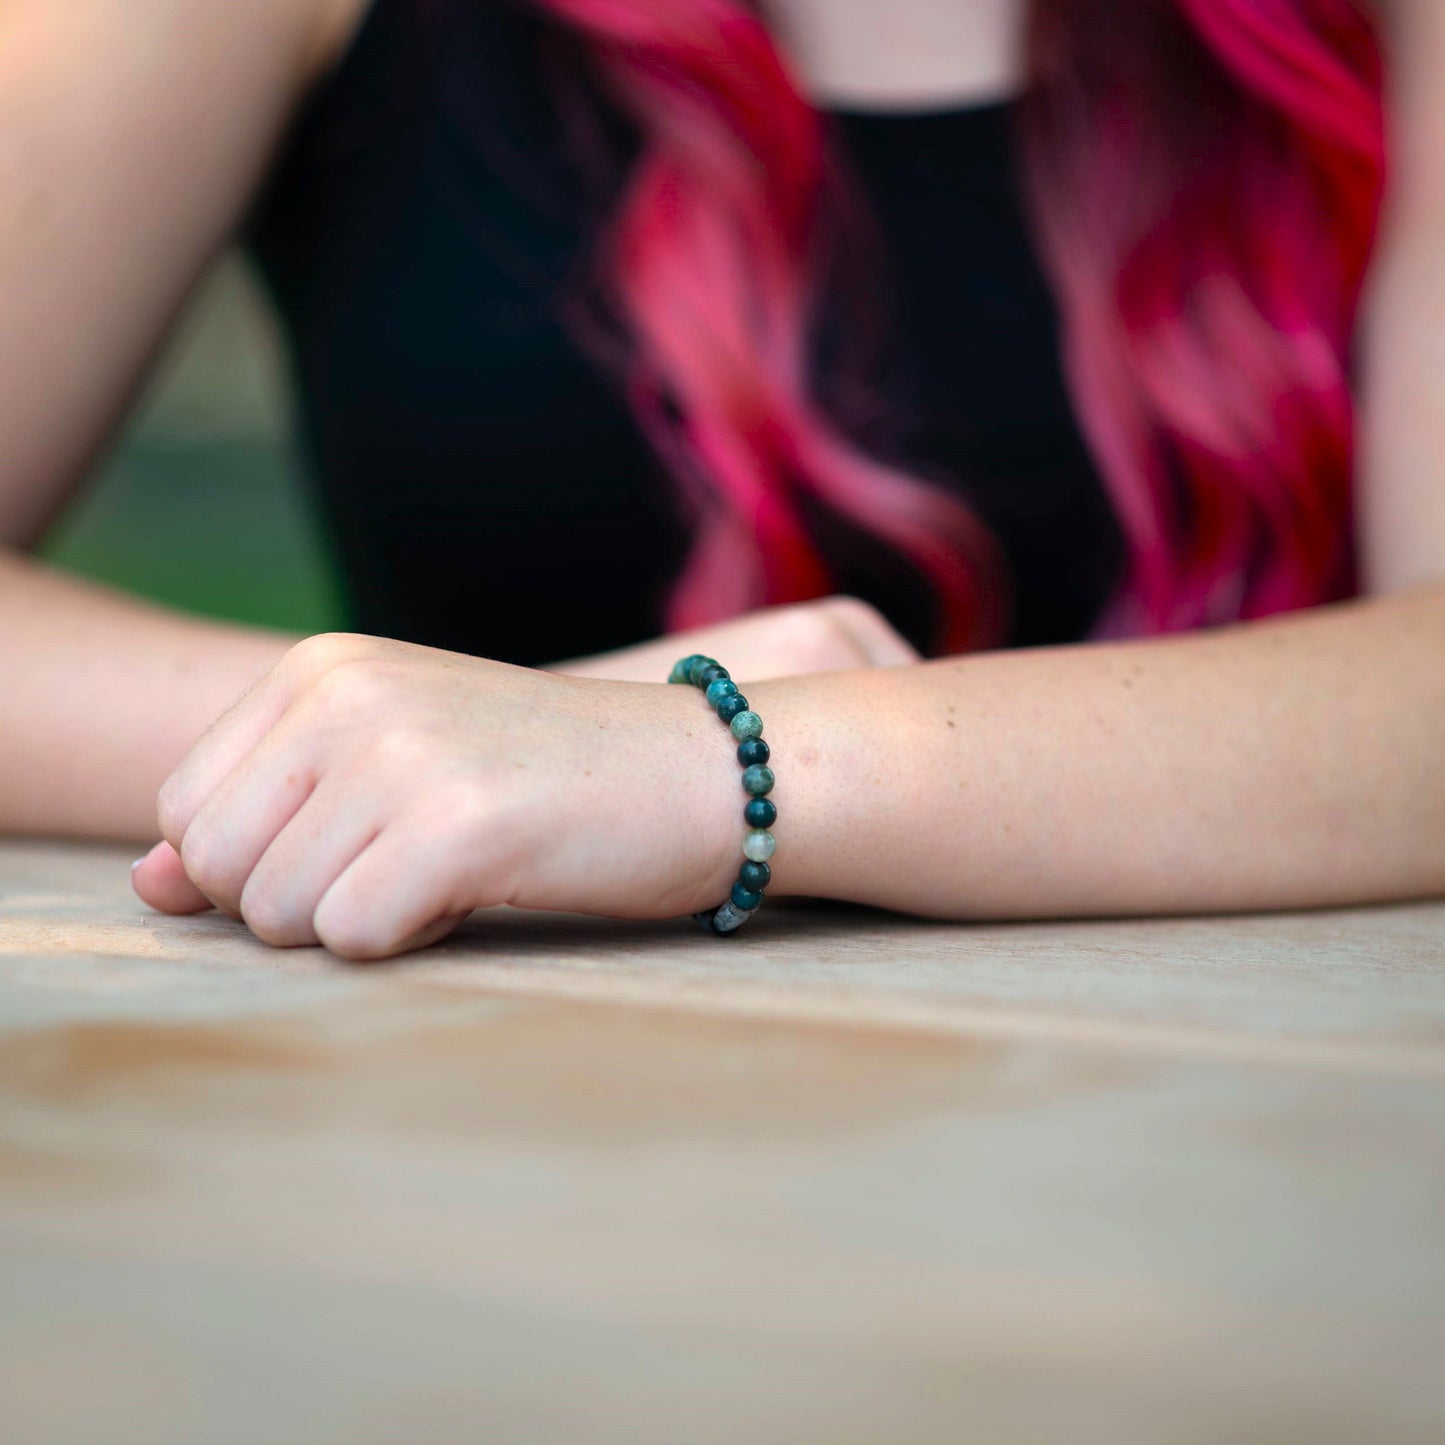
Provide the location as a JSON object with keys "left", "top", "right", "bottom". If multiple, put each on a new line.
{"left": 667, "top": 653, "right": 776, "bottom": 935}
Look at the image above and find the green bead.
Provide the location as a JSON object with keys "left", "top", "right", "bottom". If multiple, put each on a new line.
{"left": 736, "top": 736, "right": 769, "bottom": 767}
{"left": 698, "top": 663, "right": 729, "bottom": 688}
{"left": 744, "top": 797, "right": 776, "bottom": 829}
{"left": 741, "top": 764, "right": 774, "bottom": 796}
{"left": 730, "top": 882, "right": 763, "bottom": 911}
{"left": 687, "top": 656, "right": 718, "bottom": 686}
{"left": 669, "top": 653, "right": 707, "bottom": 685}
{"left": 743, "top": 829, "right": 776, "bottom": 863}
{"left": 705, "top": 678, "right": 739, "bottom": 708}
{"left": 716, "top": 694, "right": 749, "bottom": 724}
{"left": 739, "top": 859, "right": 771, "bottom": 891}
{"left": 729, "top": 710, "right": 763, "bottom": 742}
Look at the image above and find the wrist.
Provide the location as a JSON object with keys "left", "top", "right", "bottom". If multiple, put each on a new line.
{"left": 655, "top": 658, "right": 921, "bottom": 923}
{"left": 649, "top": 678, "right": 751, "bottom": 915}
{"left": 743, "top": 666, "right": 938, "bottom": 906}
{"left": 736, "top": 671, "right": 862, "bottom": 903}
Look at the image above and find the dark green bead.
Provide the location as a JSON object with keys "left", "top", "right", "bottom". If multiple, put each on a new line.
{"left": 730, "top": 882, "right": 764, "bottom": 911}
{"left": 687, "top": 656, "right": 718, "bottom": 686}
{"left": 698, "top": 663, "right": 729, "bottom": 687}
{"left": 736, "top": 736, "right": 770, "bottom": 767}
{"left": 744, "top": 797, "right": 777, "bottom": 828}
{"left": 705, "top": 678, "right": 739, "bottom": 708}
{"left": 741, "top": 763, "right": 774, "bottom": 796}
{"left": 739, "top": 859, "right": 771, "bottom": 891}
{"left": 716, "top": 694, "right": 749, "bottom": 723}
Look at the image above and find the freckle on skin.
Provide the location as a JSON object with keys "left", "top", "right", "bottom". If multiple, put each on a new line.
{"left": 947, "top": 720, "right": 956, "bottom": 728}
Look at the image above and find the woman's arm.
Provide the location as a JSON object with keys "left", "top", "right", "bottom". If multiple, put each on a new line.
{"left": 132, "top": 583, "right": 1445, "bottom": 957}
{"left": 0, "top": 553, "right": 294, "bottom": 840}
{"left": 0, "top": 0, "right": 363, "bottom": 840}
{"left": 746, "top": 584, "right": 1445, "bottom": 918}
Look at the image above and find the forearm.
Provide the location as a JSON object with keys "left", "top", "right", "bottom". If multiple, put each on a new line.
{"left": 0, "top": 550, "right": 294, "bottom": 841}
{"left": 747, "top": 586, "right": 1445, "bottom": 918}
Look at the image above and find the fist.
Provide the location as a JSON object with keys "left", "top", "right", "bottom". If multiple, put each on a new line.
{"left": 132, "top": 634, "right": 740, "bottom": 958}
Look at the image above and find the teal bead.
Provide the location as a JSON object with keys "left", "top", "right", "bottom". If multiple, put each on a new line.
{"left": 739, "top": 859, "right": 771, "bottom": 891}
{"left": 729, "top": 709, "right": 763, "bottom": 742}
{"left": 670, "top": 653, "right": 707, "bottom": 685}
{"left": 736, "top": 736, "right": 769, "bottom": 767}
{"left": 716, "top": 694, "right": 749, "bottom": 724}
{"left": 730, "top": 882, "right": 763, "bottom": 911}
{"left": 705, "top": 678, "right": 739, "bottom": 708}
{"left": 698, "top": 663, "right": 729, "bottom": 688}
{"left": 741, "top": 764, "right": 774, "bottom": 797}
{"left": 744, "top": 797, "right": 776, "bottom": 829}
{"left": 688, "top": 656, "right": 718, "bottom": 686}
{"left": 743, "top": 829, "right": 776, "bottom": 863}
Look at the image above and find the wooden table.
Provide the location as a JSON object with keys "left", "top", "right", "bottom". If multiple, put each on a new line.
{"left": 3, "top": 840, "right": 1444, "bottom": 1444}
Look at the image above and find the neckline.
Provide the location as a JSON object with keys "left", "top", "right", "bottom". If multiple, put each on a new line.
{"left": 821, "top": 92, "right": 1020, "bottom": 124}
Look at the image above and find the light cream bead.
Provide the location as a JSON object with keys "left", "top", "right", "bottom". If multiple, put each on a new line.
{"left": 743, "top": 829, "right": 776, "bottom": 863}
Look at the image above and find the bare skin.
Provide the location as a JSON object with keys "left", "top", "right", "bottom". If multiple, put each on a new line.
{"left": 2, "top": 0, "right": 1444, "bottom": 956}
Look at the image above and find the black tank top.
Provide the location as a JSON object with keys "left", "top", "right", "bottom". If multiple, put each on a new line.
{"left": 245, "top": 0, "right": 1125, "bottom": 665}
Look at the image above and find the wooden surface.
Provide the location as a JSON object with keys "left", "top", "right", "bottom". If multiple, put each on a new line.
{"left": 2, "top": 840, "right": 1444, "bottom": 1444}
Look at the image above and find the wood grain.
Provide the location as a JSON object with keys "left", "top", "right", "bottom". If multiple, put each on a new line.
{"left": 2, "top": 841, "right": 1443, "bottom": 1443}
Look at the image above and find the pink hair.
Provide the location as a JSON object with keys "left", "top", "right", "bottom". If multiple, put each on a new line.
{"left": 529, "top": 0, "right": 1387, "bottom": 651}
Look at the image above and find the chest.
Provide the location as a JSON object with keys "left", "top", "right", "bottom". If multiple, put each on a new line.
{"left": 246, "top": 0, "right": 1122, "bottom": 662}
{"left": 768, "top": 0, "right": 1028, "bottom": 109}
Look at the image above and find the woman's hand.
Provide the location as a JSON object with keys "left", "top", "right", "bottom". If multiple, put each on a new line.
{"left": 131, "top": 633, "right": 743, "bottom": 958}
{"left": 545, "top": 595, "right": 921, "bottom": 683}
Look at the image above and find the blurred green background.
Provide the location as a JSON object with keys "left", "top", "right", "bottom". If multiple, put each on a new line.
{"left": 40, "top": 256, "right": 346, "bottom": 635}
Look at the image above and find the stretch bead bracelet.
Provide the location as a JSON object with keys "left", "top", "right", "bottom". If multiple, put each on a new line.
{"left": 667, "top": 653, "right": 776, "bottom": 935}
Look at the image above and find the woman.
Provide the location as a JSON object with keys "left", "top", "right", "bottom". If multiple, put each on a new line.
{"left": 2, "top": 0, "right": 1440, "bottom": 957}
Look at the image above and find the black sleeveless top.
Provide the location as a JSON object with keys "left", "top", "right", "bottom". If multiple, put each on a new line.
{"left": 246, "top": 0, "right": 1125, "bottom": 665}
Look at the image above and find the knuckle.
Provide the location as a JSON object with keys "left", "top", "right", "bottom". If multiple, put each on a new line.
{"left": 305, "top": 656, "right": 396, "bottom": 714}
{"left": 367, "top": 725, "right": 430, "bottom": 772}
{"left": 239, "top": 882, "right": 308, "bottom": 948}
{"left": 178, "top": 828, "right": 231, "bottom": 903}
{"left": 820, "top": 593, "right": 912, "bottom": 664}
{"left": 313, "top": 904, "right": 388, "bottom": 962}
{"left": 285, "top": 632, "right": 373, "bottom": 687}
{"left": 155, "top": 774, "right": 192, "bottom": 843}
{"left": 289, "top": 630, "right": 363, "bottom": 667}
{"left": 825, "top": 593, "right": 887, "bottom": 629}
{"left": 779, "top": 601, "right": 858, "bottom": 670}
{"left": 779, "top": 599, "right": 835, "bottom": 648}
{"left": 448, "top": 776, "right": 498, "bottom": 831}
